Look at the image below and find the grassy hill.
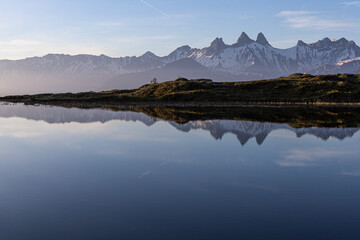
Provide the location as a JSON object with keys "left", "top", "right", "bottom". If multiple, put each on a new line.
{"left": 2, "top": 73, "right": 360, "bottom": 105}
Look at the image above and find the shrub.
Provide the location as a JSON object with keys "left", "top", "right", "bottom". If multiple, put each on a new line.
{"left": 151, "top": 78, "right": 158, "bottom": 84}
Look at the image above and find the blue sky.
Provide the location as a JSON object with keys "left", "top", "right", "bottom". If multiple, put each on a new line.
{"left": 0, "top": 0, "right": 359, "bottom": 59}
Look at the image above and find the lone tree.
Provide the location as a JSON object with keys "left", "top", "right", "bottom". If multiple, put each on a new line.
{"left": 151, "top": 78, "right": 158, "bottom": 84}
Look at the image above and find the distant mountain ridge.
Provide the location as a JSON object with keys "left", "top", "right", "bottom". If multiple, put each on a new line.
{"left": 0, "top": 32, "right": 359, "bottom": 95}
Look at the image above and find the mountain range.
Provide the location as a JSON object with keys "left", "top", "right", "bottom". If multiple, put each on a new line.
{"left": 0, "top": 103, "right": 357, "bottom": 145}
{"left": 0, "top": 32, "right": 360, "bottom": 95}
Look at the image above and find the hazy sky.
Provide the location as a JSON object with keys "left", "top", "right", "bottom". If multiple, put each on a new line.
{"left": 0, "top": 0, "right": 359, "bottom": 59}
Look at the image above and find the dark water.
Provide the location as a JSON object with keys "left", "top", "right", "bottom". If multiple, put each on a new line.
{"left": 0, "top": 103, "right": 359, "bottom": 240}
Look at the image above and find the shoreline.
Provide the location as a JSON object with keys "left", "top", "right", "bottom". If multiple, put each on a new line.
{"left": 1, "top": 74, "right": 360, "bottom": 107}
{"left": 2, "top": 100, "right": 360, "bottom": 108}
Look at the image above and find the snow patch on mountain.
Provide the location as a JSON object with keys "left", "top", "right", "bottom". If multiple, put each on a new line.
{"left": 336, "top": 57, "right": 360, "bottom": 66}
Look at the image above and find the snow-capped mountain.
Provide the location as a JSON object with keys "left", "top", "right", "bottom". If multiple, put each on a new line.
{"left": 160, "top": 32, "right": 360, "bottom": 78}
{"left": 0, "top": 103, "right": 357, "bottom": 145}
{"left": 0, "top": 32, "right": 359, "bottom": 95}
{"left": 185, "top": 33, "right": 298, "bottom": 78}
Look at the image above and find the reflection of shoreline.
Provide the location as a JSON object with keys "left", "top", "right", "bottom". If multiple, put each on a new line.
{"left": 0, "top": 103, "right": 358, "bottom": 145}
{"left": 0, "top": 103, "right": 156, "bottom": 125}
{"left": 3, "top": 102, "right": 360, "bottom": 128}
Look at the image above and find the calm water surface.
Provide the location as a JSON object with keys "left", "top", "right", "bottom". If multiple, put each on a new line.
{"left": 0, "top": 103, "right": 359, "bottom": 240}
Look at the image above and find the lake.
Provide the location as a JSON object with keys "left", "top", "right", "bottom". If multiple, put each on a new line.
{"left": 0, "top": 103, "right": 359, "bottom": 240}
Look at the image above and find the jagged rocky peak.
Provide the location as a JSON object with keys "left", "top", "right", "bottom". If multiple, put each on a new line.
{"left": 297, "top": 40, "right": 308, "bottom": 46}
{"left": 308, "top": 38, "right": 332, "bottom": 49}
{"left": 167, "top": 45, "right": 191, "bottom": 58}
{"left": 209, "top": 37, "right": 227, "bottom": 52}
{"left": 236, "top": 32, "right": 254, "bottom": 46}
{"left": 176, "top": 45, "right": 191, "bottom": 52}
{"left": 322, "top": 37, "right": 332, "bottom": 43}
{"left": 349, "top": 40, "right": 356, "bottom": 45}
{"left": 336, "top": 37, "right": 350, "bottom": 46}
{"left": 309, "top": 37, "right": 351, "bottom": 49}
{"left": 256, "top": 32, "right": 270, "bottom": 46}
{"left": 142, "top": 51, "right": 157, "bottom": 58}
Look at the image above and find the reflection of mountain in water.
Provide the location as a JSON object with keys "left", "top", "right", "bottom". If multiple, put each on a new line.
{"left": 0, "top": 103, "right": 358, "bottom": 145}
{"left": 0, "top": 103, "right": 157, "bottom": 126}
{"left": 170, "top": 121, "right": 359, "bottom": 145}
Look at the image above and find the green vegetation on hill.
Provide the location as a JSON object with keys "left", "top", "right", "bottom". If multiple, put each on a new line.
{"left": 2, "top": 73, "right": 360, "bottom": 104}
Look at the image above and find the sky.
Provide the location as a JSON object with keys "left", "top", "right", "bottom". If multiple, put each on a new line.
{"left": 0, "top": 0, "right": 359, "bottom": 59}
